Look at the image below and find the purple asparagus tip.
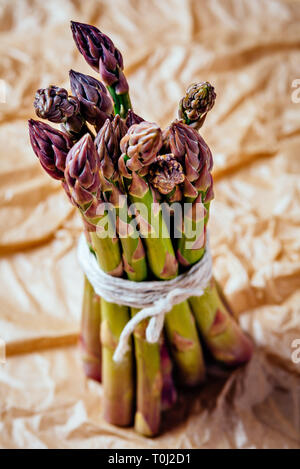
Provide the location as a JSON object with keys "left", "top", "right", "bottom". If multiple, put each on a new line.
{"left": 70, "top": 21, "right": 128, "bottom": 93}
{"left": 125, "top": 109, "right": 144, "bottom": 128}
{"left": 28, "top": 119, "right": 73, "bottom": 180}
{"left": 65, "top": 133, "right": 100, "bottom": 206}
{"left": 70, "top": 21, "right": 123, "bottom": 71}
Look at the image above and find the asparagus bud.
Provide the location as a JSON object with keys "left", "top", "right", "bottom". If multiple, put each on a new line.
{"left": 71, "top": 22, "right": 122, "bottom": 71}
{"left": 65, "top": 134, "right": 100, "bottom": 207}
{"left": 34, "top": 85, "right": 87, "bottom": 138}
{"left": 28, "top": 119, "right": 72, "bottom": 180}
{"left": 126, "top": 109, "right": 144, "bottom": 128}
{"left": 120, "top": 121, "right": 163, "bottom": 171}
{"left": 95, "top": 115, "right": 127, "bottom": 181}
{"left": 149, "top": 154, "right": 184, "bottom": 195}
{"left": 179, "top": 82, "right": 216, "bottom": 129}
{"left": 69, "top": 70, "right": 113, "bottom": 131}
{"left": 70, "top": 21, "right": 128, "bottom": 94}
{"left": 34, "top": 86, "right": 79, "bottom": 122}
{"left": 169, "top": 121, "right": 212, "bottom": 182}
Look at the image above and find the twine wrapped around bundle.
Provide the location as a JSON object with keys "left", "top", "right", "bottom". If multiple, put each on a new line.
{"left": 77, "top": 233, "right": 213, "bottom": 362}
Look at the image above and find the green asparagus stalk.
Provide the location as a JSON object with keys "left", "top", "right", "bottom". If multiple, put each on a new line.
{"left": 95, "top": 117, "right": 144, "bottom": 280}
{"left": 160, "top": 336, "right": 178, "bottom": 411}
{"left": 149, "top": 153, "right": 185, "bottom": 196}
{"left": 179, "top": 82, "right": 216, "bottom": 130}
{"left": 168, "top": 119, "right": 253, "bottom": 365}
{"left": 69, "top": 27, "right": 176, "bottom": 421}
{"left": 126, "top": 109, "right": 144, "bottom": 127}
{"left": 119, "top": 122, "right": 206, "bottom": 386}
{"left": 65, "top": 133, "right": 134, "bottom": 426}
{"left": 95, "top": 117, "right": 165, "bottom": 436}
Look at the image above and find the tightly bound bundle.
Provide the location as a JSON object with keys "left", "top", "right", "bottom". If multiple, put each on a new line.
{"left": 29, "top": 21, "right": 253, "bottom": 437}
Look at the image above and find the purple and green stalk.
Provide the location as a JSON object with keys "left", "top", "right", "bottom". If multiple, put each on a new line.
{"left": 96, "top": 118, "right": 168, "bottom": 436}
{"left": 65, "top": 133, "right": 134, "bottom": 426}
{"left": 28, "top": 119, "right": 103, "bottom": 380}
{"left": 131, "top": 307, "right": 162, "bottom": 436}
{"left": 170, "top": 119, "right": 253, "bottom": 365}
{"left": 147, "top": 152, "right": 208, "bottom": 384}
{"left": 119, "top": 122, "right": 178, "bottom": 280}
{"left": 120, "top": 122, "right": 206, "bottom": 387}
{"left": 160, "top": 337, "right": 178, "bottom": 411}
{"left": 71, "top": 21, "right": 131, "bottom": 118}
{"left": 189, "top": 280, "right": 253, "bottom": 365}
{"left": 126, "top": 109, "right": 144, "bottom": 127}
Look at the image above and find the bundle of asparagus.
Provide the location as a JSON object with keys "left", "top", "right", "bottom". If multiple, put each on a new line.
{"left": 29, "top": 21, "right": 253, "bottom": 437}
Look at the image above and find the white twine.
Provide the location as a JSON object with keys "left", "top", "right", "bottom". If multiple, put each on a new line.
{"left": 77, "top": 233, "right": 212, "bottom": 363}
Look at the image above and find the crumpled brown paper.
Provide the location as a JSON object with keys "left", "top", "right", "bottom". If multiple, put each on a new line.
{"left": 0, "top": 0, "right": 300, "bottom": 449}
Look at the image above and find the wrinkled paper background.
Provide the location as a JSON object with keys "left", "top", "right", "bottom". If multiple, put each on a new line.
{"left": 0, "top": 0, "right": 300, "bottom": 449}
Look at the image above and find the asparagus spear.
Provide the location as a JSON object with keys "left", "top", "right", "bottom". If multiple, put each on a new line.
{"left": 168, "top": 119, "right": 253, "bottom": 365}
{"left": 32, "top": 81, "right": 117, "bottom": 378}
{"left": 64, "top": 133, "right": 134, "bottom": 426}
{"left": 69, "top": 29, "right": 175, "bottom": 420}
{"left": 168, "top": 121, "right": 213, "bottom": 267}
{"left": 69, "top": 70, "right": 113, "bottom": 132}
{"left": 119, "top": 122, "right": 206, "bottom": 387}
{"left": 95, "top": 118, "right": 166, "bottom": 436}
{"left": 28, "top": 119, "right": 72, "bottom": 179}
{"left": 28, "top": 119, "right": 103, "bottom": 380}
{"left": 34, "top": 85, "right": 91, "bottom": 140}
{"left": 71, "top": 21, "right": 131, "bottom": 117}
